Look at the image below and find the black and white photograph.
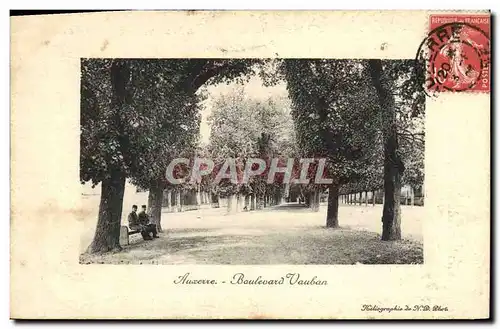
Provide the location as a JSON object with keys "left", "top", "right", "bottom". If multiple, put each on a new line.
{"left": 79, "top": 58, "right": 425, "bottom": 265}
{"left": 10, "top": 10, "right": 490, "bottom": 320}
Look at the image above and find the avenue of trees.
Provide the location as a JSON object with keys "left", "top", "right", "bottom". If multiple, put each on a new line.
{"left": 81, "top": 58, "right": 425, "bottom": 253}
{"left": 206, "top": 88, "right": 296, "bottom": 214}
{"left": 81, "top": 59, "right": 259, "bottom": 253}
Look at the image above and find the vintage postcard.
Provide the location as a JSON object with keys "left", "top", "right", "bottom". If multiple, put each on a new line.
{"left": 10, "top": 10, "right": 490, "bottom": 319}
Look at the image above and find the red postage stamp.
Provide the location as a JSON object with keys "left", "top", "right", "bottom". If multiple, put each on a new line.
{"left": 416, "top": 14, "right": 490, "bottom": 93}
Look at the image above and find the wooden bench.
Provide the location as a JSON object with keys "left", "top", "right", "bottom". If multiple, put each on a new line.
{"left": 119, "top": 226, "right": 141, "bottom": 246}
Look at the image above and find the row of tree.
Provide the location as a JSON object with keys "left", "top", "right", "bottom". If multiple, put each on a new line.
{"left": 81, "top": 59, "right": 260, "bottom": 253}
{"left": 81, "top": 58, "right": 424, "bottom": 254}
{"left": 205, "top": 88, "right": 295, "bottom": 213}
{"left": 277, "top": 59, "right": 424, "bottom": 239}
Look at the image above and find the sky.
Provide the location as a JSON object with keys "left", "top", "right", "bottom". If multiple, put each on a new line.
{"left": 198, "top": 74, "right": 288, "bottom": 145}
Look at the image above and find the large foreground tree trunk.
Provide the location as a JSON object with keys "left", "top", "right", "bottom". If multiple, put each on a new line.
{"left": 381, "top": 130, "right": 403, "bottom": 240}
{"left": 326, "top": 184, "right": 340, "bottom": 228}
{"left": 87, "top": 61, "right": 132, "bottom": 253}
{"left": 368, "top": 59, "right": 405, "bottom": 241}
{"left": 148, "top": 181, "right": 164, "bottom": 232}
{"left": 88, "top": 170, "right": 126, "bottom": 253}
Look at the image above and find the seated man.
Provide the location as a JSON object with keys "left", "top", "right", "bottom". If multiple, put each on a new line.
{"left": 128, "top": 204, "right": 157, "bottom": 240}
{"left": 138, "top": 205, "right": 159, "bottom": 239}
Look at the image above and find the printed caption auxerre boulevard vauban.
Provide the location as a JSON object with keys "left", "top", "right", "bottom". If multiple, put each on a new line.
{"left": 174, "top": 272, "right": 328, "bottom": 286}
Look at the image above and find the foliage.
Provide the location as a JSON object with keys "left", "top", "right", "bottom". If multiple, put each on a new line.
{"left": 382, "top": 60, "right": 425, "bottom": 189}
{"left": 207, "top": 86, "right": 295, "bottom": 196}
{"left": 281, "top": 59, "right": 381, "bottom": 193}
{"left": 81, "top": 59, "right": 263, "bottom": 190}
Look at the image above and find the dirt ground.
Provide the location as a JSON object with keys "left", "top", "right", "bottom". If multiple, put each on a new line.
{"left": 80, "top": 201, "right": 423, "bottom": 265}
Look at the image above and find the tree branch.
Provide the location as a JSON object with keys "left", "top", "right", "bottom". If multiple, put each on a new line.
{"left": 398, "top": 132, "right": 425, "bottom": 145}
{"left": 188, "top": 62, "right": 233, "bottom": 92}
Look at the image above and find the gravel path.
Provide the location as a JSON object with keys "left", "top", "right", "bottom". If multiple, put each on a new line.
{"left": 80, "top": 203, "right": 423, "bottom": 265}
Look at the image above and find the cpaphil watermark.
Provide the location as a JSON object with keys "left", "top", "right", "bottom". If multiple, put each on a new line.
{"left": 165, "top": 157, "right": 334, "bottom": 185}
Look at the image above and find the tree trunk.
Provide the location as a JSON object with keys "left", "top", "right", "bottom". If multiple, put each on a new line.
{"left": 212, "top": 193, "right": 220, "bottom": 208}
{"left": 368, "top": 59, "right": 404, "bottom": 241}
{"left": 358, "top": 192, "right": 362, "bottom": 206}
{"left": 326, "top": 184, "right": 340, "bottom": 228}
{"left": 166, "top": 190, "right": 172, "bottom": 211}
{"left": 256, "top": 192, "right": 263, "bottom": 209}
{"left": 250, "top": 194, "right": 256, "bottom": 210}
{"left": 227, "top": 194, "right": 235, "bottom": 214}
{"left": 176, "top": 190, "right": 182, "bottom": 212}
{"left": 196, "top": 187, "right": 201, "bottom": 208}
{"left": 410, "top": 186, "right": 415, "bottom": 206}
{"left": 311, "top": 189, "right": 320, "bottom": 212}
{"left": 87, "top": 170, "right": 126, "bottom": 253}
{"left": 381, "top": 146, "right": 403, "bottom": 240}
{"left": 147, "top": 190, "right": 153, "bottom": 209}
{"left": 236, "top": 193, "right": 243, "bottom": 212}
{"left": 315, "top": 190, "right": 321, "bottom": 210}
{"left": 364, "top": 191, "right": 368, "bottom": 206}
{"left": 372, "top": 190, "right": 376, "bottom": 206}
{"left": 148, "top": 182, "right": 164, "bottom": 232}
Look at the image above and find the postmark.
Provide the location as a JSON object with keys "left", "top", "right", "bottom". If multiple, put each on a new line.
{"left": 416, "top": 15, "right": 490, "bottom": 94}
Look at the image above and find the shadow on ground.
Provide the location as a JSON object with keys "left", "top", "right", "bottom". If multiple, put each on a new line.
{"left": 264, "top": 203, "right": 310, "bottom": 211}
{"left": 80, "top": 225, "right": 423, "bottom": 265}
